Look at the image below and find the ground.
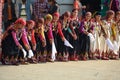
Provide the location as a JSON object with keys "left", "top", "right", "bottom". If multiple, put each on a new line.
{"left": 0, "top": 60, "right": 120, "bottom": 80}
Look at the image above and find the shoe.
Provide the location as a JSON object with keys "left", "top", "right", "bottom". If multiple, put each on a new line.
{"left": 1, "top": 58, "right": 6, "bottom": 65}
{"left": 11, "top": 62, "right": 19, "bottom": 66}
{"left": 47, "top": 58, "right": 54, "bottom": 62}
{"left": 101, "top": 57, "right": 109, "bottom": 60}
{"left": 70, "top": 57, "right": 78, "bottom": 61}
{"left": 20, "top": 61, "right": 29, "bottom": 65}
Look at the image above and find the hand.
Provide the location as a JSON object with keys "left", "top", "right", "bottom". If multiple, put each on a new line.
{"left": 25, "top": 44, "right": 30, "bottom": 51}
{"left": 32, "top": 45, "right": 36, "bottom": 51}
{"left": 73, "top": 34, "right": 77, "bottom": 40}
{"left": 62, "top": 37, "right": 65, "bottom": 41}
{"left": 18, "top": 45, "right": 23, "bottom": 49}
{"left": 84, "top": 31, "right": 88, "bottom": 35}
{"left": 42, "top": 41, "right": 46, "bottom": 47}
{"left": 49, "top": 39, "right": 53, "bottom": 45}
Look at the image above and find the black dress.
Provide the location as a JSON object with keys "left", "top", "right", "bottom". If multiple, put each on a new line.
{"left": 2, "top": 28, "right": 20, "bottom": 58}
{"left": 69, "top": 19, "right": 80, "bottom": 55}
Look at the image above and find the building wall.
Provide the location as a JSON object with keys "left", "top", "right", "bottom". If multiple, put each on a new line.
{"left": 56, "top": 0, "right": 74, "bottom": 15}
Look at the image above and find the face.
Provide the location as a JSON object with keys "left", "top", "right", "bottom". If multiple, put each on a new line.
{"left": 95, "top": 15, "right": 101, "bottom": 21}
{"left": 53, "top": 16, "right": 59, "bottom": 21}
{"left": 16, "top": 23, "right": 24, "bottom": 30}
{"left": 45, "top": 19, "right": 52, "bottom": 24}
{"left": 27, "top": 23, "right": 34, "bottom": 30}
{"left": 38, "top": 22, "right": 43, "bottom": 28}
{"left": 85, "top": 13, "right": 92, "bottom": 21}
{"left": 116, "top": 14, "right": 120, "bottom": 21}
{"left": 108, "top": 14, "right": 114, "bottom": 21}
{"left": 48, "top": 1, "right": 52, "bottom": 5}
{"left": 72, "top": 10, "right": 78, "bottom": 17}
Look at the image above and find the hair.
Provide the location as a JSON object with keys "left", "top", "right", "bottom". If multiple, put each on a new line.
{"left": 116, "top": 11, "right": 120, "bottom": 16}
{"left": 15, "top": 18, "right": 26, "bottom": 26}
{"left": 72, "top": 9, "right": 78, "bottom": 12}
{"left": 48, "top": 0, "right": 57, "bottom": 4}
{"left": 26, "top": 20, "right": 35, "bottom": 27}
{"left": 36, "top": 18, "right": 44, "bottom": 28}
{"left": 106, "top": 10, "right": 115, "bottom": 19}
{"left": 64, "top": 11, "right": 71, "bottom": 17}
{"left": 38, "top": 18, "right": 44, "bottom": 24}
{"left": 44, "top": 14, "right": 53, "bottom": 21}
{"left": 85, "top": 12, "right": 92, "bottom": 16}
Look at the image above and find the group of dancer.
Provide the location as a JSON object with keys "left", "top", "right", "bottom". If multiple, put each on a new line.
{"left": 1, "top": 9, "right": 120, "bottom": 65}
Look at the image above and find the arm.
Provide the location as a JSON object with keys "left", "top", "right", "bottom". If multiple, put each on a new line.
{"left": 39, "top": 27, "right": 45, "bottom": 41}
{"left": 57, "top": 22, "right": 65, "bottom": 39}
{"left": 109, "top": 0, "right": 113, "bottom": 9}
{"left": 31, "top": 30, "right": 36, "bottom": 46}
{"left": 21, "top": 29, "right": 30, "bottom": 50}
{"left": 11, "top": 31, "right": 21, "bottom": 46}
{"left": 47, "top": 25, "right": 53, "bottom": 40}
{"left": 79, "top": 22, "right": 84, "bottom": 33}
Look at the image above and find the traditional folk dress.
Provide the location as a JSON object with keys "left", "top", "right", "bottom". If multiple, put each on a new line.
{"left": 102, "top": 20, "right": 114, "bottom": 52}
{"left": 93, "top": 21, "right": 101, "bottom": 52}
{"left": 35, "top": 25, "right": 45, "bottom": 55}
{"left": 79, "top": 20, "right": 94, "bottom": 58}
{"left": 69, "top": 18, "right": 80, "bottom": 57}
{"left": 2, "top": 26, "right": 20, "bottom": 59}
{"left": 59, "top": 19, "right": 70, "bottom": 57}
{"left": 52, "top": 21, "right": 64, "bottom": 53}
{"left": 26, "top": 29, "right": 36, "bottom": 55}
{"left": 44, "top": 23, "right": 54, "bottom": 59}
{"left": 116, "top": 21, "right": 120, "bottom": 48}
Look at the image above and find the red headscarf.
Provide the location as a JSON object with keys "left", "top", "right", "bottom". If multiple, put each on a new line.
{"left": 15, "top": 18, "right": 26, "bottom": 26}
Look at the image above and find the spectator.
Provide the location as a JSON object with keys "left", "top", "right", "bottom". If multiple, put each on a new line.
{"left": 2, "top": 0, "right": 17, "bottom": 30}
{"left": 48, "top": 0, "right": 59, "bottom": 15}
{"left": 33, "top": 0, "right": 49, "bottom": 21}
{"left": 73, "top": 0, "right": 86, "bottom": 17}
{"left": 17, "top": 0, "right": 33, "bottom": 20}
{"left": 109, "top": 0, "right": 120, "bottom": 12}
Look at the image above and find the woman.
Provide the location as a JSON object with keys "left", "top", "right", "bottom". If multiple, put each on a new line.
{"left": 51, "top": 12, "right": 66, "bottom": 61}
{"left": 44, "top": 14, "right": 54, "bottom": 62}
{"left": 69, "top": 9, "right": 79, "bottom": 61}
{"left": 93, "top": 12, "right": 102, "bottom": 59}
{"left": 25, "top": 20, "right": 37, "bottom": 63}
{"left": 102, "top": 10, "right": 117, "bottom": 59}
{"left": 114, "top": 11, "right": 120, "bottom": 59}
{"left": 59, "top": 11, "right": 71, "bottom": 61}
{"left": 1, "top": 18, "right": 26, "bottom": 65}
{"left": 34, "top": 18, "right": 46, "bottom": 62}
{"left": 79, "top": 12, "right": 94, "bottom": 60}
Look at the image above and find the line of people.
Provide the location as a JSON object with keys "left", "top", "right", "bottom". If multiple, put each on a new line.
{"left": 1, "top": 9, "right": 120, "bottom": 65}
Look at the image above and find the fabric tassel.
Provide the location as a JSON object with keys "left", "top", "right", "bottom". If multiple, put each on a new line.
{"left": 105, "top": 38, "right": 114, "bottom": 50}
{"left": 28, "top": 49, "right": 34, "bottom": 58}
{"left": 88, "top": 33, "right": 95, "bottom": 42}
{"left": 52, "top": 42, "right": 57, "bottom": 61}
{"left": 113, "top": 41, "right": 119, "bottom": 55}
{"left": 64, "top": 39, "right": 73, "bottom": 48}
{"left": 22, "top": 48, "right": 27, "bottom": 58}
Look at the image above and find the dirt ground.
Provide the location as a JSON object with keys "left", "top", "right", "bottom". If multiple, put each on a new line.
{"left": 0, "top": 60, "right": 120, "bottom": 80}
